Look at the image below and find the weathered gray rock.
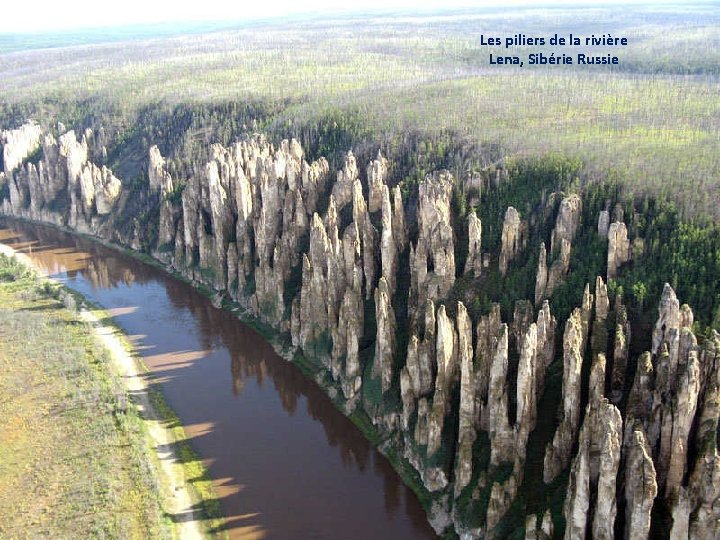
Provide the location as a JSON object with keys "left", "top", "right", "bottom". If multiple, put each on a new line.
{"left": 411, "top": 172, "right": 455, "bottom": 305}
{"left": 85, "top": 163, "right": 122, "bottom": 215}
{"left": 541, "top": 511, "right": 553, "bottom": 539}
{"left": 652, "top": 283, "right": 681, "bottom": 356}
{"left": 589, "top": 353, "right": 607, "bottom": 406}
{"left": 414, "top": 397, "right": 430, "bottom": 447}
{"left": 537, "top": 238, "right": 572, "bottom": 304}
{"left": 488, "top": 324, "right": 513, "bottom": 465}
{"left": 563, "top": 399, "right": 622, "bottom": 540}
{"left": 669, "top": 488, "right": 690, "bottom": 540}
{"left": 2, "top": 124, "right": 124, "bottom": 231}
{"left": 149, "top": 146, "right": 178, "bottom": 250}
{"left": 525, "top": 515, "right": 539, "bottom": 540}
{"left": 525, "top": 510, "right": 553, "bottom": 540}
{"left": 367, "top": 151, "right": 388, "bottom": 213}
{"left": 427, "top": 305, "right": 458, "bottom": 457}
{"left": 550, "top": 194, "right": 582, "bottom": 253}
{"left": 688, "top": 448, "right": 720, "bottom": 539}
{"left": 148, "top": 145, "right": 171, "bottom": 191}
{"left": 405, "top": 333, "right": 421, "bottom": 398}
{"left": 207, "top": 156, "right": 234, "bottom": 287}
{"left": 454, "top": 302, "right": 475, "bottom": 496}
{"left": 417, "top": 299, "right": 437, "bottom": 397}
{"left": 336, "top": 283, "right": 364, "bottom": 404}
{"left": 400, "top": 365, "right": 415, "bottom": 431}
{"left": 563, "top": 408, "right": 591, "bottom": 540}
{"left": 645, "top": 287, "right": 702, "bottom": 499}
{"left": 1, "top": 122, "right": 43, "bottom": 173}
{"left": 625, "top": 428, "right": 658, "bottom": 540}
{"left": 592, "top": 402, "right": 622, "bottom": 540}
{"left": 301, "top": 157, "right": 330, "bottom": 217}
{"left": 544, "top": 309, "right": 585, "bottom": 483}
{"left": 624, "top": 352, "right": 655, "bottom": 448}
{"left": 331, "top": 150, "right": 358, "bottom": 210}
{"left": 607, "top": 221, "right": 630, "bottom": 279}
{"left": 664, "top": 346, "right": 700, "bottom": 496}
{"left": 499, "top": 206, "right": 524, "bottom": 275}
{"left": 534, "top": 242, "right": 548, "bottom": 306}
{"left": 515, "top": 323, "right": 539, "bottom": 463}
{"left": 598, "top": 210, "right": 610, "bottom": 238}
{"left": 511, "top": 299, "right": 534, "bottom": 348}
{"left": 380, "top": 184, "right": 398, "bottom": 295}
{"left": 391, "top": 185, "right": 408, "bottom": 252}
{"left": 297, "top": 214, "right": 338, "bottom": 354}
{"left": 373, "top": 277, "right": 396, "bottom": 393}
{"left": 351, "top": 179, "right": 377, "bottom": 299}
{"left": 475, "top": 304, "right": 503, "bottom": 430}
{"left": 464, "top": 211, "right": 483, "bottom": 278}
{"left": 6, "top": 165, "right": 30, "bottom": 211}
{"left": 39, "top": 134, "right": 66, "bottom": 204}
{"left": 688, "top": 337, "right": 720, "bottom": 538}
{"left": 535, "top": 300, "right": 557, "bottom": 395}
{"left": 595, "top": 276, "right": 610, "bottom": 321}
{"left": 610, "top": 297, "right": 630, "bottom": 404}
{"left": 485, "top": 475, "right": 518, "bottom": 533}
{"left": 340, "top": 222, "right": 362, "bottom": 292}
{"left": 10, "top": 126, "right": 720, "bottom": 540}
{"left": 59, "top": 131, "right": 89, "bottom": 187}
{"left": 580, "top": 283, "right": 594, "bottom": 348}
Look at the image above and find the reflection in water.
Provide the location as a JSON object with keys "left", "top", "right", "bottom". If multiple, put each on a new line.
{"left": 0, "top": 218, "right": 437, "bottom": 540}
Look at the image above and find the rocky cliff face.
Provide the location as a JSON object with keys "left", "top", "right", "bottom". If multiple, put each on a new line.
{"left": 3, "top": 123, "right": 718, "bottom": 540}
{"left": 499, "top": 206, "right": 525, "bottom": 275}
{"left": 607, "top": 220, "right": 631, "bottom": 279}
{"left": 535, "top": 195, "right": 581, "bottom": 304}
{"left": 1, "top": 122, "right": 43, "bottom": 173}
{"left": 410, "top": 172, "right": 455, "bottom": 309}
{"left": 1, "top": 127, "right": 123, "bottom": 238}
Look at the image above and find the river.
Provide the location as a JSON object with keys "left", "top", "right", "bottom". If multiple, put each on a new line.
{"left": 0, "top": 218, "right": 437, "bottom": 540}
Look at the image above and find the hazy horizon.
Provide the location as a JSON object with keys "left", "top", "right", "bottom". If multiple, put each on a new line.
{"left": 0, "top": 0, "right": 695, "bottom": 34}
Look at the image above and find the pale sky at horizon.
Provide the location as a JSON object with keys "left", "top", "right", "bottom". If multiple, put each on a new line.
{"left": 0, "top": 0, "right": 676, "bottom": 34}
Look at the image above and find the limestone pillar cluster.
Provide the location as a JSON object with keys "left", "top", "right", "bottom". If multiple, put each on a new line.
{"left": 556, "top": 281, "right": 720, "bottom": 540}
{"left": 1, "top": 124, "right": 122, "bottom": 235}
{"left": 3, "top": 122, "right": 719, "bottom": 540}
{"left": 1, "top": 121, "right": 43, "bottom": 173}
{"left": 535, "top": 194, "right": 581, "bottom": 304}
{"left": 543, "top": 308, "right": 586, "bottom": 483}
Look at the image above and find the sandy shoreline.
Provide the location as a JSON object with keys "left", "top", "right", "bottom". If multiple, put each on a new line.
{"left": 0, "top": 241, "right": 206, "bottom": 540}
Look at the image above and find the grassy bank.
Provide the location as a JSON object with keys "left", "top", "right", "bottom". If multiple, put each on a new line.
{"left": 0, "top": 252, "right": 220, "bottom": 538}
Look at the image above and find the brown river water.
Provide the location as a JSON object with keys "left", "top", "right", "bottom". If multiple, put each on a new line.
{"left": 0, "top": 218, "right": 437, "bottom": 540}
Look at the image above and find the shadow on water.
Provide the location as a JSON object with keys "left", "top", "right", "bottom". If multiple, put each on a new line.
{"left": 0, "top": 217, "right": 437, "bottom": 540}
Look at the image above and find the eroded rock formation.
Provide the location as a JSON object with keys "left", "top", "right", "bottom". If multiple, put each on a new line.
{"left": 544, "top": 309, "right": 585, "bottom": 483}
{"left": 464, "top": 210, "right": 483, "bottom": 278}
{"left": 1, "top": 127, "right": 123, "bottom": 236}
{"left": 410, "top": 172, "right": 455, "bottom": 307}
{"left": 2, "top": 122, "right": 43, "bottom": 173}
{"left": 607, "top": 220, "right": 630, "bottom": 279}
{"left": 3, "top": 123, "right": 719, "bottom": 540}
{"left": 499, "top": 206, "right": 524, "bottom": 275}
{"left": 625, "top": 428, "right": 657, "bottom": 540}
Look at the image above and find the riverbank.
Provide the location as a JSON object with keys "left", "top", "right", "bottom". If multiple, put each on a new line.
{"left": 0, "top": 243, "right": 219, "bottom": 539}
{"left": 0, "top": 213, "right": 443, "bottom": 539}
